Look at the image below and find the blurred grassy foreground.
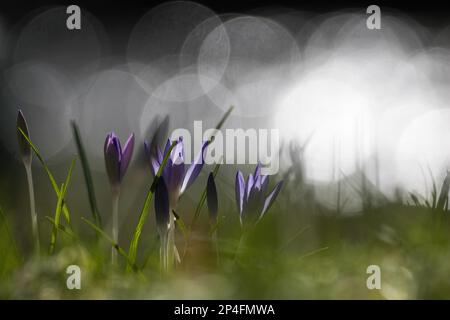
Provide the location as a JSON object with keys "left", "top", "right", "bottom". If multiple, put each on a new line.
{"left": 2, "top": 183, "right": 450, "bottom": 299}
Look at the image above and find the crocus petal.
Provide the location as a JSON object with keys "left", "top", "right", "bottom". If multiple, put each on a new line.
{"left": 119, "top": 133, "right": 134, "bottom": 181}
{"left": 145, "top": 140, "right": 163, "bottom": 176}
{"left": 245, "top": 174, "right": 254, "bottom": 200}
{"left": 253, "top": 163, "right": 261, "bottom": 181}
{"left": 16, "top": 109, "right": 32, "bottom": 165}
{"left": 179, "top": 140, "right": 209, "bottom": 195}
{"left": 151, "top": 156, "right": 161, "bottom": 176}
{"left": 235, "top": 171, "right": 245, "bottom": 216}
{"left": 171, "top": 137, "right": 184, "bottom": 165}
{"left": 206, "top": 172, "right": 218, "bottom": 221}
{"left": 242, "top": 184, "right": 265, "bottom": 226}
{"left": 154, "top": 177, "right": 170, "bottom": 235}
{"left": 104, "top": 134, "right": 121, "bottom": 186}
{"left": 163, "top": 139, "right": 171, "bottom": 157}
{"left": 260, "top": 180, "right": 284, "bottom": 218}
{"left": 260, "top": 175, "right": 269, "bottom": 194}
{"left": 253, "top": 174, "right": 263, "bottom": 190}
{"left": 167, "top": 162, "right": 185, "bottom": 207}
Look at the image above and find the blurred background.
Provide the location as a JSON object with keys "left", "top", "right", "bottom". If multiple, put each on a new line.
{"left": 2, "top": 0, "right": 450, "bottom": 299}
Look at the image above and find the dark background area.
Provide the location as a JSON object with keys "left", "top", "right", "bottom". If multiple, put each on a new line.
{"left": 1, "top": 0, "right": 450, "bottom": 26}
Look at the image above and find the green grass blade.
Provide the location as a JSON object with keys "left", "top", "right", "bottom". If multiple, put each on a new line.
{"left": 45, "top": 216, "right": 78, "bottom": 240}
{"left": 173, "top": 210, "right": 188, "bottom": 240}
{"left": 49, "top": 157, "right": 76, "bottom": 254}
{"left": 0, "top": 206, "right": 20, "bottom": 259}
{"left": 17, "top": 127, "right": 72, "bottom": 225}
{"left": 49, "top": 183, "right": 65, "bottom": 254}
{"left": 127, "top": 141, "right": 178, "bottom": 271}
{"left": 182, "top": 163, "right": 221, "bottom": 260}
{"left": 181, "top": 108, "right": 234, "bottom": 259}
{"left": 188, "top": 107, "right": 233, "bottom": 228}
{"left": 82, "top": 217, "right": 140, "bottom": 273}
{"left": 214, "top": 106, "right": 234, "bottom": 131}
{"left": 71, "top": 121, "right": 102, "bottom": 226}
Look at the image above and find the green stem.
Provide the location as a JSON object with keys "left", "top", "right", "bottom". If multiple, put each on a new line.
{"left": 111, "top": 187, "right": 120, "bottom": 265}
{"left": 212, "top": 230, "right": 220, "bottom": 267}
{"left": 233, "top": 231, "right": 247, "bottom": 264}
{"left": 25, "top": 164, "right": 39, "bottom": 255}
{"left": 167, "top": 210, "right": 175, "bottom": 270}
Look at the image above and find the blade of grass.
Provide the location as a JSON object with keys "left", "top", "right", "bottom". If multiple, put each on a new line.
{"left": 45, "top": 216, "right": 78, "bottom": 240}
{"left": 427, "top": 164, "right": 437, "bottom": 209}
{"left": 209, "top": 106, "right": 234, "bottom": 136}
{"left": 186, "top": 107, "right": 234, "bottom": 229}
{"left": 173, "top": 210, "right": 188, "bottom": 240}
{"left": 279, "top": 226, "right": 310, "bottom": 252}
{"left": 49, "top": 157, "right": 76, "bottom": 253}
{"left": 181, "top": 107, "right": 234, "bottom": 260}
{"left": 0, "top": 205, "right": 20, "bottom": 260}
{"left": 82, "top": 217, "right": 141, "bottom": 274}
{"left": 18, "top": 127, "right": 72, "bottom": 226}
{"left": 71, "top": 121, "right": 102, "bottom": 227}
{"left": 127, "top": 141, "right": 178, "bottom": 271}
{"left": 49, "top": 183, "right": 65, "bottom": 254}
{"left": 437, "top": 171, "right": 450, "bottom": 211}
{"left": 183, "top": 162, "right": 221, "bottom": 260}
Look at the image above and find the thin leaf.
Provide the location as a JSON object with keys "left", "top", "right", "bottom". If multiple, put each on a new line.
{"left": 18, "top": 127, "right": 72, "bottom": 225}
{"left": 127, "top": 141, "right": 178, "bottom": 271}
{"left": 49, "top": 182, "right": 65, "bottom": 254}
{"left": 71, "top": 121, "right": 102, "bottom": 227}
{"left": 45, "top": 216, "right": 77, "bottom": 240}
{"left": 209, "top": 215, "right": 225, "bottom": 237}
{"left": 49, "top": 157, "right": 76, "bottom": 253}
{"left": 0, "top": 205, "right": 19, "bottom": 258}
{"left": 182, "top": 163, "right": 221, "bottom": 260}
{"left": 210, "top": 106, "right": 234, "bottom": 137}
{"left": 82, "top": 217, "right": 141, "bottom": 274}
{"left": 173, "top": 210, "right": 188, "bottom": 240}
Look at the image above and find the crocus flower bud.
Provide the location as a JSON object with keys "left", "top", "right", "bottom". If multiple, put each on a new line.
{"left": 207, "top": 172, "right": 218, "bottom": 222}
{"left": 104, "top": 132, "right": 134, "bottom": 188}
{"left": 235, "top": 163, "right": 283, "bottom": 227}
{"left": 17, "top": 110, "right": 32, "bottom": 166}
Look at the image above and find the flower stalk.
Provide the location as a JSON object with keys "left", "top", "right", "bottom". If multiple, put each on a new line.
{"left": 17, "top": 110, "right": 40, "bottom": 255}
{"left": 104, "top": 132, "right": 134, "bottom": 264}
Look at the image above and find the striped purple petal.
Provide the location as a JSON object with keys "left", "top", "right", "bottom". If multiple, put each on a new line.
{"left": 235, "top": 171, "right": 245, "bottom": 216}
{"left": 104, "top": 133, "right": 121, "bottom": 186}
{"left": 246, "top": 174, "right": 254, "bottom": 200}
{"left": 253, "top": 163, "right": 261, "bottom": 181}
{"left": 180, "top": 140, "right": 209, "bottom": 195}
{"left": 243, "top": 184, "right": 265, "bottom": 226}
{"left": 163, "top": 139, "right": 171, "bottom": 157}
{"left": 119, "top": 133, "right": 134, "bottom": 181}
{"left": 260, "top": 181, "right": 284, "bottom": 218}
{"left": 167, "top": 162, "right": 185, "bottom": 206}
{"left": 170, "top": 137, "right": 184, "bottom": 165}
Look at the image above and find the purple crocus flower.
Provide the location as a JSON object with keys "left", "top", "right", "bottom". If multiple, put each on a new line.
{"left": 104, "top": 132, "right": 134, "bottom": 264}
{"left": 104, "top": 132, "right": 135, "bottom": 187}
{"left": 145, "top": 137, "right": 209, "bottom": 209}
{"left": 235, "top": 164, "right": 283, "bottom": 227}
